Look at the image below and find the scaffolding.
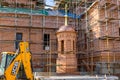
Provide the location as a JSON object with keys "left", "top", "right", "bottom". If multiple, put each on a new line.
{"left": 0, "top": 0, "right": 120, "bottom": 77}
{"left": 0, "top": 0, "right": 78, "bottom": 76}
{"left": 77, "top": 0, "right": 120, "bottom": 76}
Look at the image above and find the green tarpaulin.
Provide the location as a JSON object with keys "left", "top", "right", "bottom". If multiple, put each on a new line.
{"left": 0, "top": 7, "right": 48, "bottom": 15}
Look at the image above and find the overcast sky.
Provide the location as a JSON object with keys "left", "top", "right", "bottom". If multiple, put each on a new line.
{"left": 45, "top": 0, "right": 55, "bottom": 9}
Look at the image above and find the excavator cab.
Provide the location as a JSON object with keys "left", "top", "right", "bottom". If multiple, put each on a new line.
{"left": 0, "top": 52, "right": 15, "bottom": 77}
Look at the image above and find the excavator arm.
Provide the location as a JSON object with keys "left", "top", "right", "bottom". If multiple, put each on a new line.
{"left": 20, "top": 42, "right": 33, "bottom": 80}
{"left": 4, "top": 42, "right": 34, "bottom": 80}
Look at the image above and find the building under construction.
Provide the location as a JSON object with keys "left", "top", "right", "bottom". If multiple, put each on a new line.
{"left": 0, "top": 0, "right": 120, "bottom": 77}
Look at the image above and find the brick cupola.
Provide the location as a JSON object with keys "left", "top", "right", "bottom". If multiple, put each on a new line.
{"left": 56, "top": 25, "right": 77, "bottom": 74}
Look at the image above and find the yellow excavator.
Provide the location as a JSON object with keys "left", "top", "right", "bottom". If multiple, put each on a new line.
{"left": 0, "top": 42, "right": 34, "bottom": 80}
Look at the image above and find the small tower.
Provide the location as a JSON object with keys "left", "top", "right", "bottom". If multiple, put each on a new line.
{"left": 56, "top": 4, "right": 77, "bottom": 74}
{"left": 56, "top": 25, "right": 77, "bottom": 74}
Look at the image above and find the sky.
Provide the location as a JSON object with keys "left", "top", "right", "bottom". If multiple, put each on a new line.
{"left": 45, "top": 0, "right": 55, "bottom": 9}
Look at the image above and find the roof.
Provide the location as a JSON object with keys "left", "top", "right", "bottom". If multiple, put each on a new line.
{"left": 57, "top": 25, "right": 75, "bottom": 33}
{"left": 0, "top": 7, "right": 82, "bottom": 19}
{"left": 58, "top": 10, "right": 82, "bottom": 19}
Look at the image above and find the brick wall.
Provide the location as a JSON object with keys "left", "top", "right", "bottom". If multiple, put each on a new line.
{"left": 78, "top": 0, "right": 120, "bottom": 74}
{"left": 0, "top": 11, "right": 76, "bottom": 72}
{"left": 2, "top": 0, "right": 36, "bottom": 8}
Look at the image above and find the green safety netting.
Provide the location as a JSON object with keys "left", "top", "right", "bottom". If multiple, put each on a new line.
{"left": 0, "top": 7, "right": 48, "bottom": 15}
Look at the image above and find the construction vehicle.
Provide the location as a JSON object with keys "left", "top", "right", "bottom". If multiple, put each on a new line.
{"left": 0, "top": 42, "right": 34, "bottom": 80}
